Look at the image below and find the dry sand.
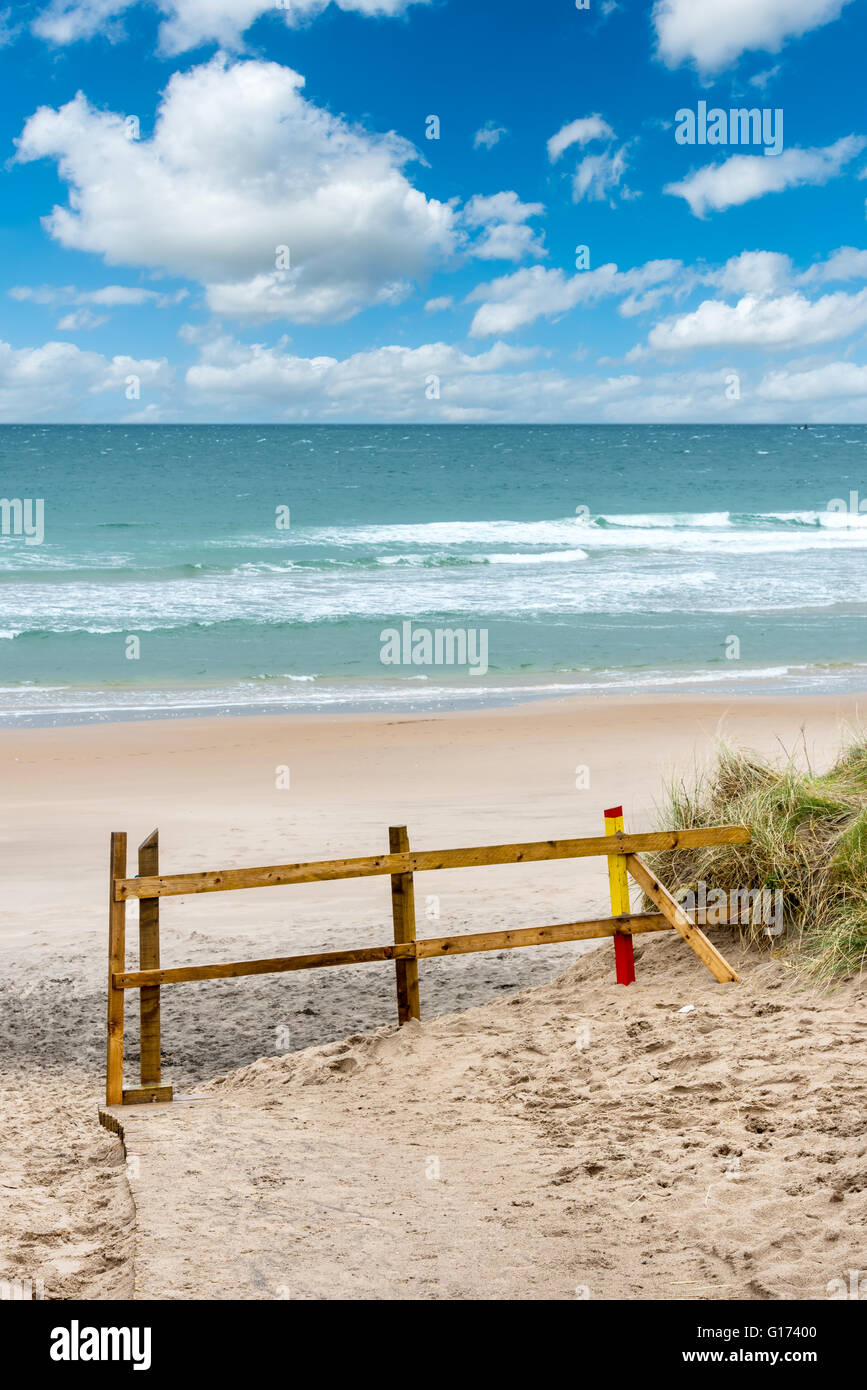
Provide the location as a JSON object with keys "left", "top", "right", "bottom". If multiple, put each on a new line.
{"left": 1, "top": 692, "right": 865, "bottom": 1299}
{"left": 115, "top": 931, "right": 866, "bottom": 1301}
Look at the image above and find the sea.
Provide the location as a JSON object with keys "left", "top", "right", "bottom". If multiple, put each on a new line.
{"left": 2, "top": 422, "right": 867, "bottom": 727}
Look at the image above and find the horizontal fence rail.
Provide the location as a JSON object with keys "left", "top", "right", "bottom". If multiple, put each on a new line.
{"left": 115, "top": 826, "right": 751, "bottom": 901}
{"left": 114, "top": 915, "right": 672, "bottom": 989}
{"left": 105, "top": 819, "right": 750, "bottom": 1106}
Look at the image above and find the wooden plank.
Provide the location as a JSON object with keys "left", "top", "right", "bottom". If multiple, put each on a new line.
{"left": 390, "top": 826, "right": 421, "bottom": 1024}
{"left": 116, "top": 942, "right": 417, "bottom": 989}
{"left": 122, "top": 1085, "right": 174, "bottom": 1106}
{"left": 625, "top": 854, "right": 740, "bottom": 984}
{"left": 115, "top": 914, "right": 680, "bottom": 989}
{"left": 417, "top": 914, "right": 670, "bottom": 958}
{"left": 606, "top": 805, "right": 635, "bottom": 985}
{"left": 115, "top": 907, "right": 746, "bottom": 989}
{"left": 116, "top": 825, "right": 752, "bottom": 900}
{"left": 106, "top": 831, "right": 127, "bottom": 1106}
{"left": 138, "top": 829, "right": 162, "bottom": 1087}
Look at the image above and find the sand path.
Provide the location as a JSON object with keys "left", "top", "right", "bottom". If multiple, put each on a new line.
{"left": 109, "top": 932, "right": 866, "bottom": 1301}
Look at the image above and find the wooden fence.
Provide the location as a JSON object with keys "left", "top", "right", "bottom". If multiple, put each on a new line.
{"left": 105, "top": 810, "right": 750, "bottom": 1106}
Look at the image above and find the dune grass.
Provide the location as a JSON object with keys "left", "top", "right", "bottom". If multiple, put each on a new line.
{"left": 646, "top": 731, "right": 867, "bottom": 984}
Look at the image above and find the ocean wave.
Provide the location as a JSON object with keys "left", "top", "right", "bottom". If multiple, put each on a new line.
{"left": 5, "top": 510, "right": 867, "bottom": 583}
{"left": 376, "top": 549, "right": 589, "bottom": 567}
{"left": 597, "top": 509, "right": 867, "bottom": 531}
{"left": 4, "top": 660, "right": 867, "bottom": 726}
{"left": 229, "top": 510, "right": 867, "bottom": 554}
{"left": 595, "top": 511, "right": 733, "bottom": 530}
{"left": 486, "top": 549, "right": 589, "bottom": 565}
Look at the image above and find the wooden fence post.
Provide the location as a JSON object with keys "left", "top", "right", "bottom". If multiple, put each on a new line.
{"left": 138, "top": 829, "right": 162, "bottom": 1087}
{"left": 605, "top": 806, "right": 635, "bottom": 986}
{"left": 389, "top": 825, "right": 420, "bottom": 1023}
{"left": 106, "top": 831, "right": 127, "bottom": 1105}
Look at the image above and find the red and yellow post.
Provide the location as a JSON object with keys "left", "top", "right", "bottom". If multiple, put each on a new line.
{"left": 605, "top": 805, "right": 635, "bottom": 985}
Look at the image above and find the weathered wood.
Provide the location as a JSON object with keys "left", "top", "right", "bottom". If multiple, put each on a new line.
{"left": 625, "top": 854, "right": 740, "bottom": 984}
{"left": 138, "top": 829, "right": 162, "bottom": 1087}
{"left": 106, "top": 831, "right": 127, "bottom": 1106}
{"left": 116, "top": 942, "right": 417, "bottom": 989}
{"left": 116, "top": 825, "right": 752, "bottom": 900}
{"left": 122, "top": 1085, "right": 174, "bottom": 1105}
{"left": 98, "top": 1107, "right": 123, "bottom": 1136}
{"left": 117, "top": 915, "right": 674, "bottom": 991}
{"left": 417, "top": 914, "right": 670, "bottom": 958}
{"left": 106, "top": 820, "right": 751, "bottom": 1103}
{"left": 605, "top": 806, "right": 635, "bottom": 985}
{"left": 389, "top": 826, "right": 420, "bottom": 1024}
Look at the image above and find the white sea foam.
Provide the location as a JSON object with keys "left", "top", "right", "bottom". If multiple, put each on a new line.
{"left": 234, "top": 510, "right": 867, "bottom": 555}
{"left": 3, "top": 660, "right": 865, "bottom": 726}
{"left": 485, "top": 549, "right": 589, "bottom": 565}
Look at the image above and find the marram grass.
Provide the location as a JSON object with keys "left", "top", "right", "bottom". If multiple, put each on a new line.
{"left": 645, "top": 733, "right": 867, "bottom": 984}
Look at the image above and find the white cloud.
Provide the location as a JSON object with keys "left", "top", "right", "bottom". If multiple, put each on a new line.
{"left": 644, "top": 287, "right": 867, "bottom": 352}
{"left": 665, "top": 136, "right": 866, "bottom": 217}
{"left": 0, "top": 5, "right": 21, "bottom": 45}
{"left": 468, "top": 267, "right": 584, "bottom": 336}
{"left": 653, "top": 0, "right": 854, "bottom": 74}
{"left": 424, "top": 296, "right": 453, "bottom": 313}
{"left": 0, "top": 338, "right": 169, "bottom": 419}
{"left": 32, "top": 0, "right": 136, "bottom": 45}
{"left": 10, "top": 283, "right": 186, "bottom": 307}
{"left": 467, "top": 224, "right": 545, "bottom": 262}
{"left": 757, "top": 361, "right": 867, "bottom": 400}
{"left": 182, "top": 332, "right": 670, "bottom": 421}
{"left": 8, "top": 329, "right": 867, "bottom": 422}
{"left": 618, "top": 288, "right": 670, "bottom": 318}
{"left": 462, "top": 193, "right": 544, "bottom": 227}
{"left": 14, "top": 56, "right": 457, "bottom": 326}
{"left": 749, "top": 64, "right": 782, "bottom": 89}
{"left": 467, "top": 260, "right": 681, "bottom": 337}
{"left": 572, "top": 146, "right": 633, "bottom": 203}
{"left": 33, "top": 0, "right": 431, "bottom": 54}
{"left": 10, "top": 284, "right": 81, "bottom": 304}
{"left": 474, "top": 123, "right": 508, "bottom": 150}
{"left": 56, "top": 308, "right": 109, "bottom": 329}
{"left": 713, "top": 250, "right": 794, "bottom": 296}
{"left": 182, "top": 335, "right": 867, "bottom": 422}
{"left": 547, "top": 115, "right": 614, "bottom": 163}
{"left": 800, "top": 246, "right": 867, "bottom": 284}
{"left": 699, "top": 245, "right": 867, "bottom": 296}
{"left": 622, "top": 246, "right": 867, "bottom": 358}
{"left": 185, "top": 336, "right": 539, "bottom": 419}
{"left": 462, "top": 191, "right": 546, "bottom": 262}
{"left": 88, "top": 285, "right": 187, "bottom": 307}
{"left": 547, "top": 116, "right": 634, "bottom": 205}
{"left": 204, "top": 273, "right": 409, "bottom": 323}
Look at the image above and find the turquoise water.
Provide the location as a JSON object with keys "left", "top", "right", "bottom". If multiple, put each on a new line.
{"left": 2, "top": 423, "right": 867, "bottom": 725}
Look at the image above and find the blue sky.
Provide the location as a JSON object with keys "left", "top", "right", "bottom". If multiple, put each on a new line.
{"left": 2, "top": 0, "right": 867, "bottom": 421}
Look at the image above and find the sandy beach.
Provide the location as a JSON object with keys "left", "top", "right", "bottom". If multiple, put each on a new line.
{"left": 1, "top": 691, "right": 865, "bottom": 1299}
{"left": 6, "top": 0, "right": 867, "bottom": 1331}
{"left": 116, "top": 930, "right": 866, "bottom": 1301}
